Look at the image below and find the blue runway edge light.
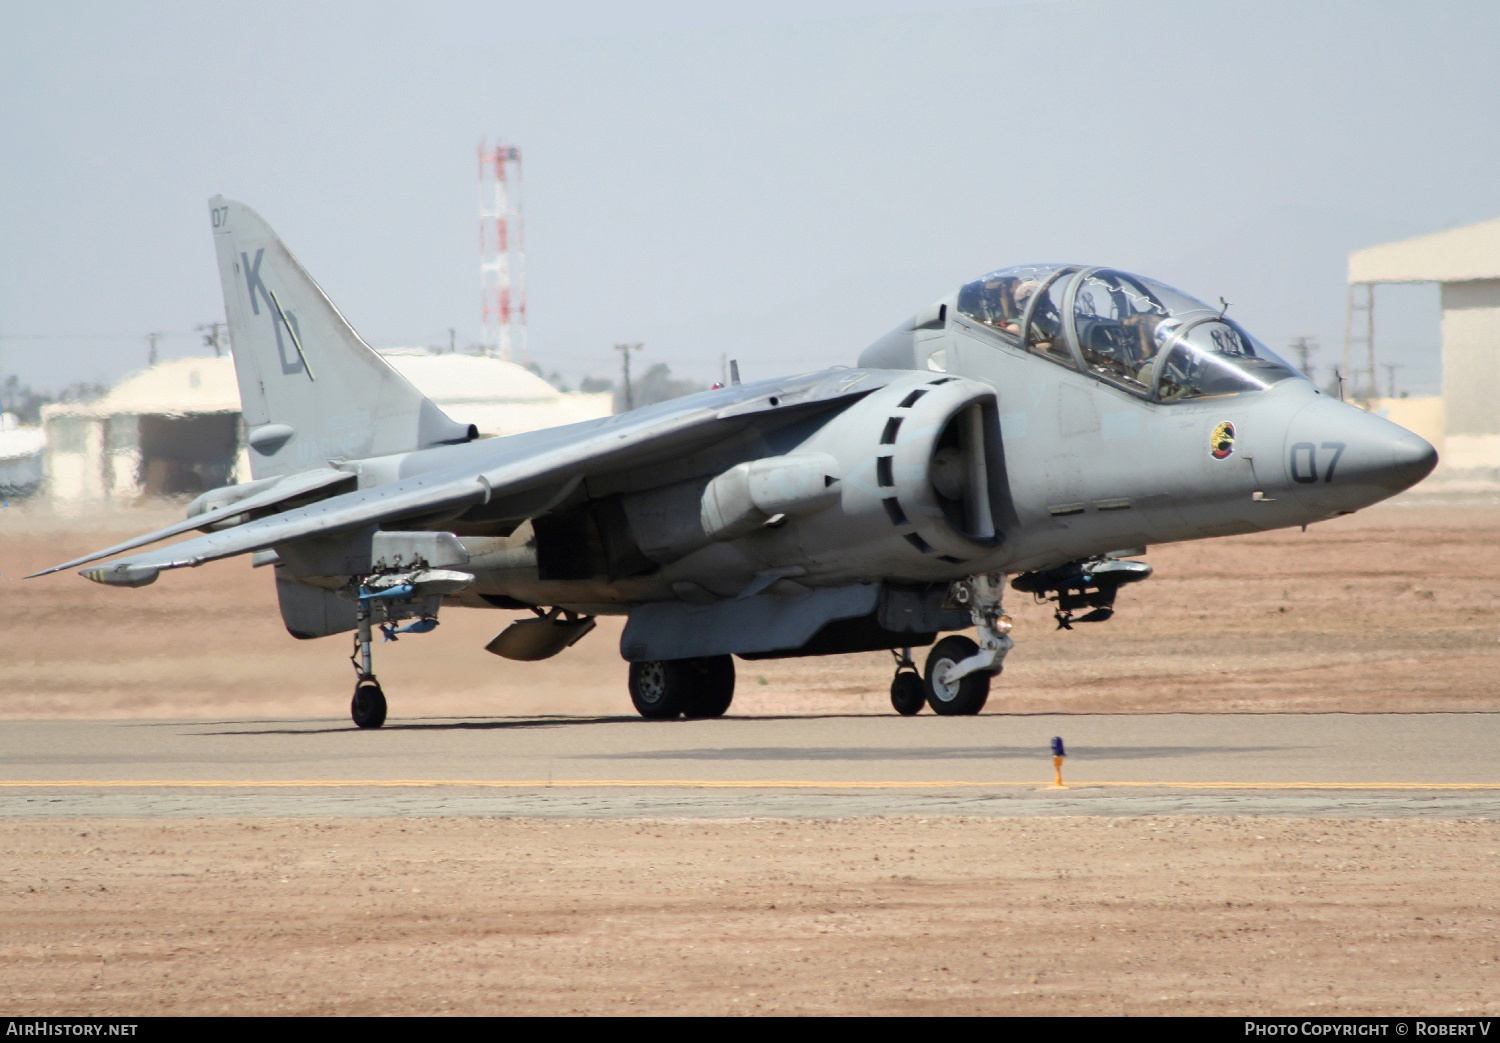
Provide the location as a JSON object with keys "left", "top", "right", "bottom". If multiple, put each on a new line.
{"left": 1051, "top": 736, "right": 1066, "bottom": 758}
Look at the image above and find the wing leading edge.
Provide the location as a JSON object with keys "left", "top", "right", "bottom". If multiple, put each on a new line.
{"left": 26, "top": 467, "right": 355, "bottom": 579}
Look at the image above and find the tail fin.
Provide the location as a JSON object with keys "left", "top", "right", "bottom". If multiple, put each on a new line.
{"left": 209, "top": 196, "right": 473, "bottom": 478}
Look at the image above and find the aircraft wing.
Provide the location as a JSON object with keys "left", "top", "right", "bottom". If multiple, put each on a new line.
{"left": 26, "top": 467, "right": 355, "bottom": 578}
{"left": 44, "top": 369, "right": 888, "bottom": 587}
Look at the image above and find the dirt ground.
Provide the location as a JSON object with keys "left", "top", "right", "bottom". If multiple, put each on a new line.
{"left": 3, "top": 499, "right": 1499, "bottom": 718}
{"left": 5, "top": 501, "right": 1500, "bottom": 1015}
{"left": 0, "top": 815, "right": 1496, "bottom": 1016}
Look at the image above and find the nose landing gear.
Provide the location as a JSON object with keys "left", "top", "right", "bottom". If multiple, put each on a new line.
{"left": 886, "top": 574, "right": 1013, "bottom": 716}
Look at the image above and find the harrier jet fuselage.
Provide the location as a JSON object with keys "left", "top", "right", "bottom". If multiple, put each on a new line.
{"left": 33, "top": 201, "right": 1439, "bottom": 726}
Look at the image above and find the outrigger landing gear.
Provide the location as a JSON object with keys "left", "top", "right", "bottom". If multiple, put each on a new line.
{"left": 924, "top": 573, "right": 1013, "bottom": 716}
{"left": 349, "top": 598, "right": 387, "bottom": 729}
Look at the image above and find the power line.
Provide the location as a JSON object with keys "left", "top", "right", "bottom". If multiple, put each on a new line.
{"left": 0, "top": 333, "right": 187, "bottom": 342}
{"left": 0, "top": 331, "right": 201, "bottom": 343}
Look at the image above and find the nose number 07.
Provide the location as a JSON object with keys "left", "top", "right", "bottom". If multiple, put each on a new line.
{"left": 1290, "top": 441, "right": 1346, "bottom": 484}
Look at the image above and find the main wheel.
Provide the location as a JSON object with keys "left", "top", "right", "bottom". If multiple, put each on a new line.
{"left": 629, "top": 660, "right": 687, "bottom": 719}
{"left": 351, "top": 679, "right": 387, "bottom": 729}
{"left": 924, "top": 635, "right": 990, "bottom": 716}
{"left": 682, "top": 655, "right": 735, "bottom": 719}
{"left": 890, "top": 671, "right": 926, "bottom": 716}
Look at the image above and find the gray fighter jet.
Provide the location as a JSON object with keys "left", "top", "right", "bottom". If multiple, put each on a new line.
{"left": 31, "top": 200, "right": 1439, "bottom": 727}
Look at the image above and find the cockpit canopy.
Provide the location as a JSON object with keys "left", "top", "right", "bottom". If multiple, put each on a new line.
{"left": 955, "top": 264, "right": 1302, "bottom": 402}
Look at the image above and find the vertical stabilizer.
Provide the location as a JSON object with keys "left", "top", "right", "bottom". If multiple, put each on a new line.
{"left": 209, "top": 196, "right": 473, "bottom": 478}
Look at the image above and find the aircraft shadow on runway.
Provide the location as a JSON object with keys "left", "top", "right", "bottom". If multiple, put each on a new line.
{"left": 183, "top": 713, "right": 985, "bottom": 737}
{"left": 191, "top": 715, "right": 643, "bottom": 736}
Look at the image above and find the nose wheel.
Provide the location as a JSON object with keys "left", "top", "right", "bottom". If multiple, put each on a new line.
{"left": 924, "top": 634, "right": 990, "bottom": 715}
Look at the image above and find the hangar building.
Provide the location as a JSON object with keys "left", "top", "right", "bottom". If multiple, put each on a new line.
{"left": 42, "top": 351, "right": 612, "bottom": 504}
{"left": 1350, "top": 218, "right": 1500, "bottom": 474}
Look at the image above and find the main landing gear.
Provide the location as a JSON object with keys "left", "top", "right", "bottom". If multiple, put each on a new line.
{"left": 628, "top": 655, "right": 736, "bottom": 719}
{"left": 888, "top": 573, "right": 1013, "bottom": 716}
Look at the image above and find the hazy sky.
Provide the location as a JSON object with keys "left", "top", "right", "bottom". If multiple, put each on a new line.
{"left": 3, "top": 0, "right": 1498, "bottom": 397}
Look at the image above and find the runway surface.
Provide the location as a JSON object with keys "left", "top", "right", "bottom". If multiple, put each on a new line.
{"left": 4, "top": 712, "right": 1500, "bottom": 818}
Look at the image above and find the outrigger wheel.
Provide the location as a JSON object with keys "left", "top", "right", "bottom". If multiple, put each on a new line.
{"left": 351, "top": 677, "right": 387, "bottom": 729}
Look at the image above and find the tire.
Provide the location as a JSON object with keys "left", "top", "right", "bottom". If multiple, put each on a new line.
{"left": 351, "top": 680, "right": 387, "bottom": 729}
{"left": 682, "top": 655, "right": 735, "bottom": 719}
{"left": 629, "top": 660, "right": 688, "bottom": 719}
{"left": 890, "top": 671, "right": 926, "bottom": 716}
{"left": 924, "top": 635, "right": 990, "bottom": 716}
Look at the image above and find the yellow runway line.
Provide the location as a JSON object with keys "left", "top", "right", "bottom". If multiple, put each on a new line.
{"left": 3, "top": 779, "right": 1500, "bottom": 792}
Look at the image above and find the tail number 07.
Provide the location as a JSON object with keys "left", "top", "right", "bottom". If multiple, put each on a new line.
{"left": 1290, "top": 441, "right": 1345, "bottom": 484}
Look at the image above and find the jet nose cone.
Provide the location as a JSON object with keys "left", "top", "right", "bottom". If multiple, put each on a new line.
{"left": 1285, "top": 397, "right": 1439, "bottom": 507}
{"left": 1390, "top": 429, "right": 1440, "bottom": 489}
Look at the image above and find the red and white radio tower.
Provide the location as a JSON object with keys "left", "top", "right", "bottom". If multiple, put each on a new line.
{"left": 478, "top": 139, "right": 526, "bottom": 361}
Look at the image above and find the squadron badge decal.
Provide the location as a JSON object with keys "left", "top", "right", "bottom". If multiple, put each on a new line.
{"left": 1210, "top": 421, "right": 1236, "bottom": 460}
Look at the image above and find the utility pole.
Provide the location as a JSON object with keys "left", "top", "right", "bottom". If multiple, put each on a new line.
{"left": 615, "top": 342, "right": 644, "bottom": 411}
{"left": 448, "top": 328, "right": 456, "bottom": 354}
{"left": 1288, "top": 336, "right": 1317, "bottom": 384}
{"left": 196, "top": 322, "right": 227, "bottom": 357}
{"left": 1382, "top": 363, "right": 1404, "bottom": 399}
{"left": 1343, "top": 283, "right": 1376, "bottom": 401}
{"left": 145, "top": 331, "right": 163, "bottom": 366}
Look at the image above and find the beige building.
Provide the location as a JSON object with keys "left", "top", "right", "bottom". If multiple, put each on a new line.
{"left": 42, "top": 351, "right": 612, "bottom": 504}
{"left": 0, "top": 414, "right": 46, "bottom": 497}
{"left": 1350, "top": 218, "right": 1500, "bottom": 472}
